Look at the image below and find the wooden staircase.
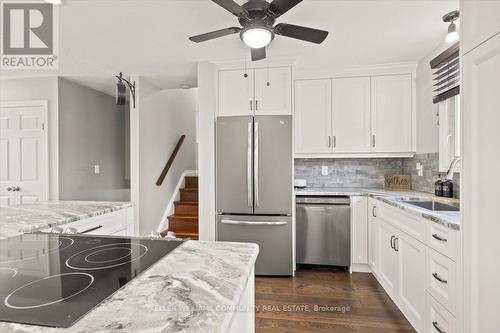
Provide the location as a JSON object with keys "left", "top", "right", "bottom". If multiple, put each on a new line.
{"left": 161, "top": 176, "right": 198, "bottom": 240}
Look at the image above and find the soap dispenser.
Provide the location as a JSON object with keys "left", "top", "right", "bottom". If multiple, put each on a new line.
{"left": 442, "top": 179, "right": 454, "bottom": 198}
{"left": 435, "top": 176, "right": 443, "bottom": 197}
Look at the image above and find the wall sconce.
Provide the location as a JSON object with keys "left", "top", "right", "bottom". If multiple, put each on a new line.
{"left": 115, "top": 72, "right": 136, "bottom": 108}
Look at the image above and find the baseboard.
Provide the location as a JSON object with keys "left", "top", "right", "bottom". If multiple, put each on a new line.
{"left": 351, "top": 264, "right": 372, "bottom": 273}
{"left": 156, "top": 170, "right": 198, "bottom": 233}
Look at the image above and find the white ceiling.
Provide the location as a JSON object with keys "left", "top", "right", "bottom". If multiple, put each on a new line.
{"left": 1, "top": 0, "right": 458, "bottom": 94}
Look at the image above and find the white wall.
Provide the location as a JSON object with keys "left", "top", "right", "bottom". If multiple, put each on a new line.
{"left": 415, "top": 44, "right": 451, "bottom": 153}
{"left": 135, "top": 79, "right": 197, "bottom": 236}
{"left": 0, "top": 77, "right": 59, "bottom": 200}
{"left": 197, "top": 62, "right": 217, "bottom": 241}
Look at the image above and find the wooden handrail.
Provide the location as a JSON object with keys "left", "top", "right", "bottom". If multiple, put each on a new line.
{"left": 156, "top": 135, "right": 186, "bottom": 186}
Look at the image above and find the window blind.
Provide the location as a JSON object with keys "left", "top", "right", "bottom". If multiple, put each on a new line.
{"left": 430, "top": 42, "right": 460, "bottom": 104}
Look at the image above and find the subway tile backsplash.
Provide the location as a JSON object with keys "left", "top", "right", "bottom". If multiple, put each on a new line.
{"left": 295, "top": 153, "right": 460, "bottom": 198}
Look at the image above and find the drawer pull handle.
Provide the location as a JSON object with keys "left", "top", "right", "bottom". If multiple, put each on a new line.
{"left": 372, "top": 206, "right": 377, "bottom": 217}
{"left": 432, "top": 234, "right": 448, "bottom": 242}
{"left": 394, "top": 237, "right": 399, "bottom": 252}
{"left": 432, "top": 321, "right": 447, "bottom": 333}
{"left": 390, "top": 235, "right": 395, "bottom": 249}
{"left": 221, "top": 219, "right": 287, "bottom": 226}
{"left": 432, "top": 273, "right": 448, "bottom": 284}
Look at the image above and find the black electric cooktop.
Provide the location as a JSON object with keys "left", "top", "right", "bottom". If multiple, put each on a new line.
{"left": 0, "top": 233, "right": 183, "bottom": 328}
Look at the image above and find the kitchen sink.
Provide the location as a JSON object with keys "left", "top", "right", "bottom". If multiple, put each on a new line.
{"left": 402, "top": 200, "right": 460, "bottom": 212}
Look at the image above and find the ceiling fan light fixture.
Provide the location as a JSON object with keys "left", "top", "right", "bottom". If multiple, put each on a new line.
{"left": 241, "top": 27, "right": 273, "bottom": 49}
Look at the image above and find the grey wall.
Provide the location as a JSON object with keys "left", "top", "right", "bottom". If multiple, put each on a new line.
{"left": 58, "top": 77, "right": 130, "bottom": 201}
{"left": 295, "top": 158, "right": 404, "bottom": 188}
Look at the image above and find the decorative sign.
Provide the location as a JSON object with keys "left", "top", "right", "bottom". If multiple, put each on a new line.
{"left": 384, "top": 174, "right": 411, "bottom": 191}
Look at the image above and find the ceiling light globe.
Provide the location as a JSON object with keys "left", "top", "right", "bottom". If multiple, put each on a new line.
{"left": 241, "top": 28, "right": 273, "bottom": 49}
{"left": 446, "top": 31, "right": 459, "bottom": 43}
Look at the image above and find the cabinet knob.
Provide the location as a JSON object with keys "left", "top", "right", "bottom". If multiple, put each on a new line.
{"left": 6, "top": 187, "right": 13, "bottom": 192}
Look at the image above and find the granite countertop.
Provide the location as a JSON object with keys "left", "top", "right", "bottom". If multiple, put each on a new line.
{"left": 0, "top": 240, "right": 259, "bottom": 333}
{"left": 295, "top": 187, "right": 460, "bottom": 230}
{"left": 0, "top": 201, "right": 134, "bottom": 239}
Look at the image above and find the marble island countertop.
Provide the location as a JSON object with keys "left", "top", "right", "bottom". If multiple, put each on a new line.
{"left": 0, "top": 240, "right": 259, "bottom": 333}
{"left": 0, "top": 201, "right": 134, "bottom": 239}
{"left": 295, "top": 187, "right": 460, "bottom": 230}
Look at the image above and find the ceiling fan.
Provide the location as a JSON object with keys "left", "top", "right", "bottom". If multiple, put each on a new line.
{"left": 189, "top": 0, "right": 329, "bottom": 61}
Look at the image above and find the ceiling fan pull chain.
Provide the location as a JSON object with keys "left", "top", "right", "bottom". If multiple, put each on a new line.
{"left": 244, "top": 50, "right": 248, "bottom": 78}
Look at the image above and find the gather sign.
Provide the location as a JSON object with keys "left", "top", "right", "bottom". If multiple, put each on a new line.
{"left": 384, "top": 174, "right": 411, "bottom": 191}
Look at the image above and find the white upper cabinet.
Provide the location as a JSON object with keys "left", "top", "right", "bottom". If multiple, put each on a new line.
{"left": 218, "top": 67, "right": 292, "bottom": 117}
{"left": 218, "top": 69, "right": 254, "bottom": 117}
{"left": 371, "top": 75, "right": 413, "bottom": 153}
{"left": 332, "top": 77, "right": 371, "bottom": 153}
{"left": 254, "top": 67, "right": 292, "bottom": 115}
{"left": 461, "top": 0, "right": 500, "bottom": 54}
{"left": 294, "top": 79, "right": 332, "bottom": 153}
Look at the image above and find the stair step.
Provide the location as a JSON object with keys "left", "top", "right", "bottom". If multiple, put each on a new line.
{"left": 180, "top": 188, "right": 198, "bottom": 201}
{"left": 174, "top": 201, "right": 198, "bottom": 216}
{"left": 167, "top": 215, "right": 198, "bottom": 233}
{"left": 160, "top": 229, "right": 198, "bottom": 240}
{"left": 185, "top": 176, "right": 198, "bottom": 189}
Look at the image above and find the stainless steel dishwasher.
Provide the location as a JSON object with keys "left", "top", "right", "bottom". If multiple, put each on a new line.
{"left": 296, "top": 196, "right": 351, "bottom": 268}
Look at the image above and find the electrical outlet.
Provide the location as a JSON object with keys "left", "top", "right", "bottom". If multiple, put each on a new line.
{"left": 416, "top": 162, "right": 424, "bottom": 177}
{"left": 94, "top": 165, "right": 100, "bottom": 174}
{"left": 321, "top": 166, "right": 328, "bottom": 176}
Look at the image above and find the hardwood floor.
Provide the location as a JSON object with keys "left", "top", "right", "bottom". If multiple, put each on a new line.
{"left": 255, "top": 269, "right": 415, "bottom": 333}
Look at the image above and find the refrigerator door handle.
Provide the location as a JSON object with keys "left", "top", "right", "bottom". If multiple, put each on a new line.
{"left": 254, "top": 122, "right": 259, "bottom": 207}
{"left": 247, "top": 122, "right": 253, "bottom": 207}
{"left": 221, "top": 219, "right": 288, "bottom": 226}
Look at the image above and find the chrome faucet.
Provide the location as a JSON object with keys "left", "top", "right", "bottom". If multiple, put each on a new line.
{"left": 446, "top": 156, "right": 461, "bottom": 180}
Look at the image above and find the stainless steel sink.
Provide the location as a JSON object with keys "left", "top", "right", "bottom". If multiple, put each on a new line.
{"left": 402, "top": 200, "right": 460, "bottom": 212}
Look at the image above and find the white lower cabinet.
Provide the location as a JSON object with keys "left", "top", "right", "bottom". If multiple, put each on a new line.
{"left": 351, "top": 196, "right": 368, "bottom": 265}
{"left": 369, "top": 199, "right": 460, "bottom": 333}
{"left": 397, "top": 231, "right": 426, "bottom": 332}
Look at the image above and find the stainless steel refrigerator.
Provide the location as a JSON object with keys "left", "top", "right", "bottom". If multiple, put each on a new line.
{"left": 216, "top": 115, "right": 293, "bottom": 276}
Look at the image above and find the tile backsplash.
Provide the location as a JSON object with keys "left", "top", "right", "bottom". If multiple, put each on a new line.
{"left": 295, "top": 153, "right": 460, "bottom": 198}
{"left": 295, "top": 158, "right": 403, "bottom": 188}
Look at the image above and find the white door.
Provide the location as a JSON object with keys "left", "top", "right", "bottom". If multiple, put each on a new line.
{"left": 396, "top": 232, "right": 426, "bottom": 332}
{"left": 0, "top": 102, "right": 48, "bottom": 206}
{"left": 377, "top": 219, "right": 399, "bottom": 297}
{"left": 462, "top": 33, "right": 500, "bottom": 333}
{"left": 218, "top": 69, "right": 254, "bottom": 116}
{"left": 294, "top": 79, "right": 332, "bottom": 154}
{"left": 371, "top": 75, "right": 413, "bottom": 153}
{"left": 332, "top": 77, "right": 371, "bottom": 152}
{"left": 254, "top": 67, "right": 292, "bottom": 115}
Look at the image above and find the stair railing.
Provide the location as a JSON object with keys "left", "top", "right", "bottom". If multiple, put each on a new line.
{"left": 156, "top": 135, "right": 186, "bottom": 186}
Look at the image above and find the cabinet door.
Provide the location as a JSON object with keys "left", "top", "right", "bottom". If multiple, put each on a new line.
{"left": 254, "top": 67, "right": 292, "bottom": 115}
{"left": 368, "top": 200, "right": 379, "bottom": 274}
{"left": 351, "top": 196, "right": 368, "bottom": 264}
{"left": 218, "top": 69, "right": 254, "bottom": 116}
{"left": 461, "top": 0, "right": 500, "bottom": 54}
{"left": 462, "top": 33, "right": 500, "bottom": 333}
{"left": 332, "top": 77, "right": 371, "bottom": 152}
{"left": 371, "top": 75, "right": 413, "bottom": 153}
{"left": 396, "top": 232, "right": 426, "bottom": 332}
{"left": 377, "top": 219, "right": 399, "bottom": 297}
{"left": 294, "top": 79, "right": 332, "bottom": 153}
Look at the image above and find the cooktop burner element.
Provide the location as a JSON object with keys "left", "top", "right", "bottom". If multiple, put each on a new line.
{"left": 4, "top": 273, "right": 94, "bottom": 309}
{"left": 0, "top": 234, "right": 183, "bottom": 328}
{"left": 66, "top": 243, "right": 148, "bottom": 270}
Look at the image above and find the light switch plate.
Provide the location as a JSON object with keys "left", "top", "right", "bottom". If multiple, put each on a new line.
{"left": 321, "top": 166, "right": 328, "bottom": 176}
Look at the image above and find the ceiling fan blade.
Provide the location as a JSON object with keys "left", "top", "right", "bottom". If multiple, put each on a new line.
{"left": 211, "top": 0, "right": 247, "bottom": 16}
{"left": 267, "top": 0, "right": 302, "bottom": 17}
{"left": 274, "top": 23, "right": 329, "bottom": 44}
{"left": 189, "top": 27, "right": 241, "bottom": 43}
{"left": 251, "top": 47, "right": 266, "bottom": 61}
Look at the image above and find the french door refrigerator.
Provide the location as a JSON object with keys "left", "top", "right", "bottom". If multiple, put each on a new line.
{"left": 216, "top": 115, "right": 293, "bottom": 276}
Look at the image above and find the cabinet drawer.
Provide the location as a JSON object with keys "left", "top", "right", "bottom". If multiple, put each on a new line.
{"left": 426, "top": 247, "right": 457, "bottom": 315}
{"left": 375, "top": 200, "right": 425, "bottom": 240}
{"left": 426, "top": 222, "right": 458, "bottom": 261}
{"left": 427, "top": 294, "right": 456, "bottom": 333}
